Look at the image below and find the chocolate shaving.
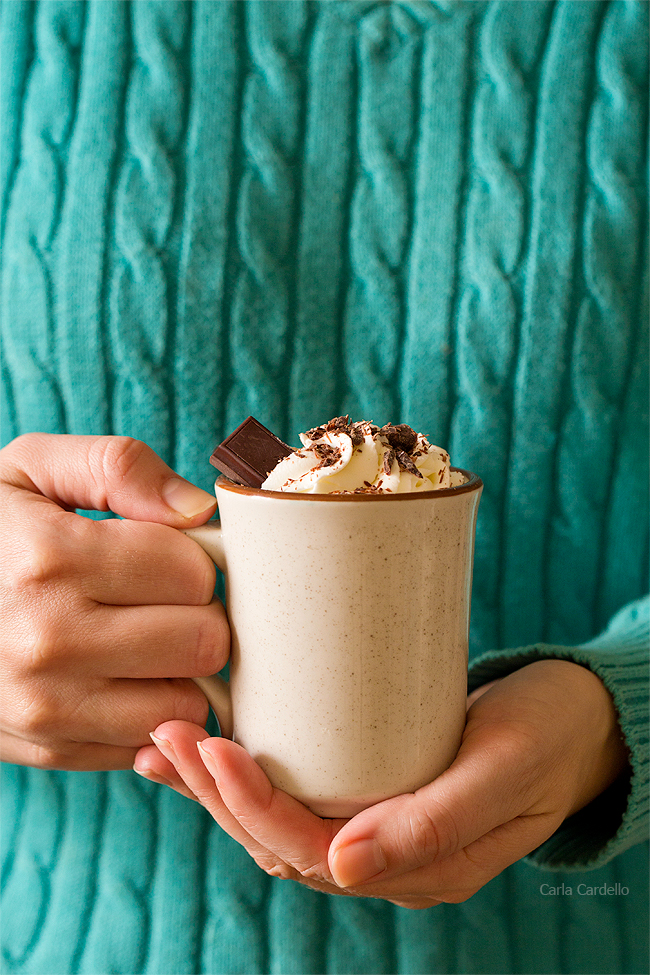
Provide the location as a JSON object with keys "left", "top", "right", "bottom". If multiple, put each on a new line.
{"left": 349, "top": 422, "right": 365, "bottom": 446}
{"left": 326, "top": 415, "right": 350, "bottom": 432}
{"left": 307, "top": 415, "right": 355, "bottom": 443}
{"left": 313, "top": 443, "right": 341, "bottom": 468}
{"left": 396, "top": 450, "right": 423, "bottom": 477}
{"left": 380, "top": 423, "right": 418, "bottom": 453}
{"left": 383, "top": 448, "right": 396, "bottom": 475}
{"left": 313, "top": 443, "right": 338, "bottom": 458}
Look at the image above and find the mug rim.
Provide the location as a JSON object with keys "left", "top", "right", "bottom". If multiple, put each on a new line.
{"left": 215, "top": 469, "right": 482, "bottom": 501}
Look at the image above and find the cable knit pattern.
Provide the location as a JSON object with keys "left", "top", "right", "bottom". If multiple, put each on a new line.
{"left": 500, "top": 0, "right": 607, "bottom": 649}
{"left": 585, "top": 0, "right": 648, "bottom": 633}
{"left": 0, "top": 0, "right": 34, "bottom": 444}
{"left": 227, "top": 1, "right": 309, "bottom": 437}
{"left": 0, "top": 1, "right": 34, "bottom": 248}
{"left": 399, "top": 1, "right": 474, "bottom": 446}
{"left": 173, "top": 0, "right": 240, "bottom": 486}
{"left": 1, "top": 772, "right": 63, "bottom": 971}
{"left": 601, "top": 276, "right": 649, "bottom": 625}
{"left": 1, "top": 3, "right": 648, "bottom": 974}
{"left": 56, "top": 0, "right": 128, "bottom": 437}
{"left": 81, "top": 775, "right": 157, "bottom": 974}
{"left": 288, "top": 3, "right": 358, "bottom": 438}
{"left": 343, "top": 3, "right": 421, "bottom": 424}
{"left": 1, "top": 0, "right": 84, "bottom": 437}
{"left": 110, "top": 1, "right": 189, "bottom": 461}
{"left": 548, "top": 0, "right": 649, "bottom": 644}
{"left": 451, "top": 0, "right": 551, "bottom": 654}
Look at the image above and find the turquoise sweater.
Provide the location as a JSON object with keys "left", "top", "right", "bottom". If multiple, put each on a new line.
{"left": 1, "top": 2, "right": 648, "bottom": 973}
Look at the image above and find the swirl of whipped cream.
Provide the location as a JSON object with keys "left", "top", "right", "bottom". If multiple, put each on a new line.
{"left": 262, "top": 419, "right": 463, "bottom": 494}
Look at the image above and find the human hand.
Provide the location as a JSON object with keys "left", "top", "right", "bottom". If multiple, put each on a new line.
{"left": 139, "top": 658, "right": 628, "bottom": 907}
{"left": 0, "top": 433, "right": 229, "bottom": 771}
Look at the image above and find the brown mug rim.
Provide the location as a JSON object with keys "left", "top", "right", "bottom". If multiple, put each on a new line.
{"left": 214, "top": 469, "right": 482, "bottom": 501}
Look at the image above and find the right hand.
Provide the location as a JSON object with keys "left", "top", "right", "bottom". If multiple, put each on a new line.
{"left": 0, "top": 433, "right": 229, "bottom": 771}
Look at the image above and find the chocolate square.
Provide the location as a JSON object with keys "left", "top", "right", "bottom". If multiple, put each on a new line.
{"left": 210, "top": 417, "right": 293, "bottom": 488}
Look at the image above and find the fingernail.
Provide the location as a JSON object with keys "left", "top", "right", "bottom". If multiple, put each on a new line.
{"left": 197, "top": 740, "right": 221, "bottom": 786}
{"left": 133, "top": 766, "right": 175, "bottom": 789}
{"left": 150, "top": 733, "right": 176, "bottom": 763}
{"left": 134, "top": 765, "right": 198, "bottom": 803}
{"left": 331, "top": 839, "right": 387, "bottom": 888}
{"left": 162, "top": 477, "right": 216, "bottom": 518}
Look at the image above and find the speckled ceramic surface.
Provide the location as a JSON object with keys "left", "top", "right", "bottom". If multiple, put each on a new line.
{"left": 186, "top": 472, "right": 482, "bottom": 817}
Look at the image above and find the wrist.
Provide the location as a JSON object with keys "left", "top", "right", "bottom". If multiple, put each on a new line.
{"left": 564, "top": 661, "right": 629, "bottom": 817}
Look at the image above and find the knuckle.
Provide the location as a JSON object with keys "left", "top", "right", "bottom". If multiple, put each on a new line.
{"left": 460, "top": 845, "right": 486, "bottom": 870}
{"left": 191, "top": 610, "right": 230, "bottom": 676}
{"left": 191, "top": 784, "right": 221, "bottom": 806}
{"left": 492, "top": 719, "right": 546, "bottom": 801}
{"left": 498, "top": 719, "right": 542, "bottom": 762}
{"left": 0, "top": 432, "right": 45, "bottom": 470}
{"left": 262, "top": 860, "right": 295, "bottom": 881}
{"left": 14, "top": 686, "right": 60, "bottom": 741}
{"left": 89, "top": 436, "right": 148, "bottom": 493}
{"left": 22, "top": 617, "right": 67, "bottom": 675}
{"left": 181, "top": 541, "right": 217, "bottom": 605}
{"left": 9, "top": 531, "right": 66, "bottom": 590}
{"left": 7, "top": 432, "right": 35, "bottom": 452}
{"left": 403, "top": 800, "right": 457, "bottom": 864}
{"left": 297, "top": 861, "right": 328, "bottom": 882}
{"left": 29, "top": 743, "right": 67, "bottom": 770}
{"left": 167, "top": 679, "right": 210, "bottom": 724}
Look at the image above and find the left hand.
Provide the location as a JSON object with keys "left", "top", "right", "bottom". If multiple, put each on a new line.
{"left": 135, "top": 659, "right": 628, "bottom": 909}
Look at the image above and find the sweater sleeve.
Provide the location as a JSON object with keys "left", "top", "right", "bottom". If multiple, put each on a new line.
{"left": 467, "top": 596, "right": 649, "bottom": 872}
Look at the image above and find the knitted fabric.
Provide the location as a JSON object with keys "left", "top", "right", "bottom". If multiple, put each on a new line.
{"left": 1, "top": 2, "right": 648, "bottom": 973}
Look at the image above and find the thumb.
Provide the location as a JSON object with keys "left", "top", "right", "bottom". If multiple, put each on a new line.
{"left": 1, "top": 433, "right": 217, "bottom": 526}
{"left": 327, "top": 727, "right": 534, "bottom": 889}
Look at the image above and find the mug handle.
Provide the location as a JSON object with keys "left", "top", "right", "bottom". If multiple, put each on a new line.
{"left": 183, "top": 523, "right": 234, "bottom": 740}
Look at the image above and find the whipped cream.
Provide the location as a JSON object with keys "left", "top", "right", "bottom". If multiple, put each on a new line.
{"left": 262, "top": 417, "right": 465, "bottom": 494}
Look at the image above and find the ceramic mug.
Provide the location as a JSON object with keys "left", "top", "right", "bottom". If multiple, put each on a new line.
{"left": 185, "top": 472, "right": 482, "bottom": 818}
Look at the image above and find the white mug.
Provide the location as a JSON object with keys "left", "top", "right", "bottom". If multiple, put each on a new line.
{"left": 185, "top": 472, "right": 482, "bottom": 818}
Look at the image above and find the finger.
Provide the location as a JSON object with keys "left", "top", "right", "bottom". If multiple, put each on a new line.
{"left": 0, "top": 433, "right": 217, "bottom": 526}
{"left": 76, "top": 518, "right": 217, "bottom": 606}
{"left": 133, "top": 743, "right": 199, "bottom": 802}
{"left": 149, "top": 721, "right": 281, "bottom": 870}
{"left": 197, "top": 736, "right": 343, "bottom": 884}
{"left": 0, "top": 730, "right": 140, "bottom": 771}
{"left": 327, "top": 720, "right": 536, "bottom": 888}
{"left": 153, "top": 726, "right": 381, "bottom": 898}
{"left": 134, "top": 742, "right": 178, "bottom": 781}
{"left": 359, "top": 811, "right": 560, "bottom": 905}
{"left": 452, "top": 812, "right": 560, "bottom": 887}
{"left": 385, "top": 896, "right": 442, "bottom": 910}
{"left": 466, "top": 679, "right": 499, "bottom": 710}
{"left": 1, "top": 503, "right": 216, "bottom": 611}
{"left": 5, "top": 678, "right": 210, "bottom": 749}
{"left": 81, "top": 600, "right": 229, "bottom": 678}
{"left": 151, "top": 732, "right": 558, "bottom": 905}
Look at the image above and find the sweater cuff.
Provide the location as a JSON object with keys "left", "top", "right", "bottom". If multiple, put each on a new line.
{"left": 467, "top": 597, "right": 649, "bottom": 872}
